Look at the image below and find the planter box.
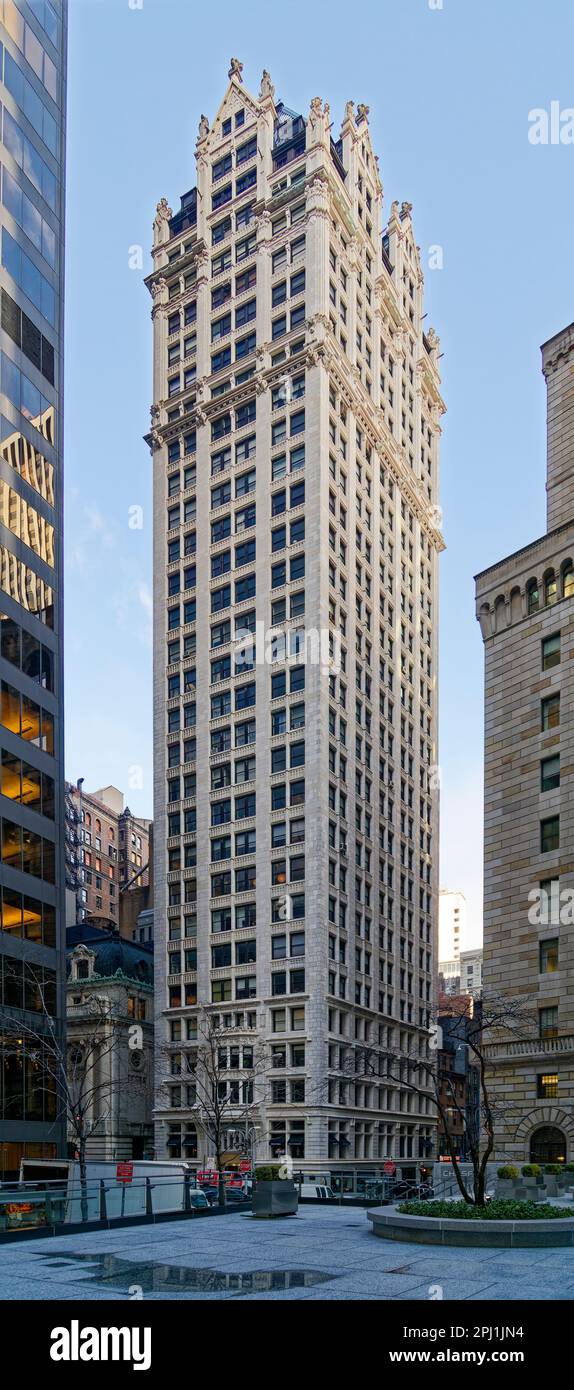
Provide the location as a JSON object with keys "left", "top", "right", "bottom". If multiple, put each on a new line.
{"left": 522, "top": 1183, "right": 544, "bottom": 1202}
{"left": 495, "top": 1180, "right": 520, "bottom": 1198}
{"left": 252, "top": 1180, "right": 299, "bottom": 1219}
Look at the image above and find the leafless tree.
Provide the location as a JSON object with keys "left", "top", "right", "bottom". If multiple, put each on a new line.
{"left": 2, "top": 965, "right": 127, "bottom": 1222}
{"left": 319, "top": 993, "right": 538, "bottom": 1206}
{"left": 162, "top": 1006, "right": 268, "bottom": 1206}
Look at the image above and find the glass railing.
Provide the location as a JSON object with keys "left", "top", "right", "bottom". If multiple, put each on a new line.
{"left": 0, "top": 1174, "right": 218, "bottom": 1236}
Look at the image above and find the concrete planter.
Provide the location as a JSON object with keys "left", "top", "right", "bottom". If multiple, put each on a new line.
{"left": 495, "top": 1180, "right": 526, "bottom": 1199}
{"left": 368, "top": 1206, "right": 574, "bottom": 1248}
{"left": 543, "top": 1176, "right": 559, "bottom": 1196}
{"left": 522, "top": 1182, "right": 544, "bottom": 1202}
{"left": 252, "top": 1180, "right": 298, "bottom": 1219}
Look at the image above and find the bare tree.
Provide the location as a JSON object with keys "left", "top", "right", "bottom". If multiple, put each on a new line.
{"left": 2, "top": 966, "right": 127, "bottom": 1222}
{"left": 162, "top": 1007, "right": 268, "bottom": 1207}
{"left": 318, "top": 993, "right": 537, "bottom": 1206}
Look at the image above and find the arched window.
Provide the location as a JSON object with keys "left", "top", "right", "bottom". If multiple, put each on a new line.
{"left": 527, "top": 580, "right": 539, "bottom": 614}
{"left": 545, "top": 571, "right": 558, "bottom": 606}
{"left": 530, "top": 1125, "right": 567, "bottom": 1164}
{"left": 562, "top": 561, "right": 574, "bottom": 598}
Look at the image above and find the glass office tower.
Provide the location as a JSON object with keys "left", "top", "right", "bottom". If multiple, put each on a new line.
{"left": 0, "top": 0, "right": 67, "bottom": 1180}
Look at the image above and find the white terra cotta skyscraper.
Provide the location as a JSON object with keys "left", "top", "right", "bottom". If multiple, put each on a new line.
{"left": 147, "top": 62, "right": 444, "bottom": 1183}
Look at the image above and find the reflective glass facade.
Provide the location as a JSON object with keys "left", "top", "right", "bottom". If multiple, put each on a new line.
{"left": 0, "top": 0, "right": 66, "bottom": 1180}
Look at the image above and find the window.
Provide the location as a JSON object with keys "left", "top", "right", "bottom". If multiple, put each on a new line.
{"left": 212, "top": 217, "right": 232, "bottom": 246}
{"left": 211, "top": 314, "right": 231, "bottom": 343}
{"left": 237, "top": 135, "right": 257, "bottom": 165}
{"left": 537, "top": 1073, "right": 558, "bottom": 1099}
{"left": 213, "top": 153, "right": 232, "bottom": 182}
{"left": 539, "top": 1006, "right": 558, "bottom": 1039}
{"left": 542, "top": 633, "right": 560, "bottom": 670}
{"left": 539, "top": 938, "right": 558, "bottom": 973}
{"left": 541, "top": 755, "right": 560, "bottom": 792}
{"left": 236, "top": 332, "right": 256, "bottom": 360}
{"left": 235, "top": 298, "right": 256, "bottom": 329}
{"left": 541, "top": 694, "right": 560, "bottom": 730}
{"left": 527, "top": 582, "right": 539, "bottom": 614}
{"left": 563, "top": 562, "right": 574, "bottom": 598}
{"left": 541, "top": 816, "right": 559, "bottom": 853}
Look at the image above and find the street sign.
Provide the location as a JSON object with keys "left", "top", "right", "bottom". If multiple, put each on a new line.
{"left": 116, "top": 1162, "right": 133, "bottom": 1184}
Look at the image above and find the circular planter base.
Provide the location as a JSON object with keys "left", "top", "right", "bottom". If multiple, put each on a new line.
{"left": 367, "top": 1206, "right": 574, "bottom": 1248}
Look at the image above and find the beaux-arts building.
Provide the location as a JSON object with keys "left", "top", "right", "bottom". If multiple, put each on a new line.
{"left": 476, "top": 321, "right": 574, "bottom": 1165}
{"left": 147, "top": 62, "right": 444, "bottom": 1178}
{"left": 0, "top": 0, "right": 67, "bottom": 1182}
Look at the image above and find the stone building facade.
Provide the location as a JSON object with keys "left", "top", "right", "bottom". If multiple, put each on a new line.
{"left": 67, "top": 924, "right": 154, "bottom": 1161}
{"left": 476, "top": 321, "right": 574, "bottom": 1164}
{"left": 65, "top": 782, "right": 151, "bottom": 935}
{"left": 147, "top": 63, "right": 444, "bottom": 1176}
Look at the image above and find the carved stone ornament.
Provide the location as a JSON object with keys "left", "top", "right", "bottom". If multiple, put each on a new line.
{"left": 259, "top": 69, "right": 275, "bottom": 101}
{"left": 400, "top": 200, "right": 413, "bottom": 219}
{"left": 356, "top": 103, "right": 370, "bottom": 123}
{"left": 229, "top": 57, "right": 244, "bottom": 81}
{"left": 154, "top": 198, "right": 172, "bottom": 229}
{"left": 198, "top": 114, "right": 210, "bottom": 140}
{"left": 151, "top": 276, "right": 168, "bottom": 302}
{"left": 344, "top": 100, "right": 355, "bottom": 123}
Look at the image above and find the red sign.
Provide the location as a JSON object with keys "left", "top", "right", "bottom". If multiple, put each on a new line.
{"left": 116, "top": 1162, "right": 133, "bottom": 1184}
{"left": 383, "top": 1161, "right": 396, "bottom": 1175}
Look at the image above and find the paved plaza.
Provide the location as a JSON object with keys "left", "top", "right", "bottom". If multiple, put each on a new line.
{"left": 2, "top": 1206, "right": 574, "bottom": 1300}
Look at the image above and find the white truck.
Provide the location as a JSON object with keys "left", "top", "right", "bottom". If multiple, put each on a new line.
{"left": 12, "top": 1157, "right": 203, "bottom": 1226}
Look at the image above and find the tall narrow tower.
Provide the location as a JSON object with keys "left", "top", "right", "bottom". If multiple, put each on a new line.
{"left": 148, "top": 64, "right": 444, "bottom": 1180}
{"left": 0, "top": 0, "right": 67, "bottom": 1179}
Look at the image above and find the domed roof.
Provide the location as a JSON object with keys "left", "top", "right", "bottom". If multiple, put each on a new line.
{"left": 67, "top": 923, "right": 153, "bottom": 987}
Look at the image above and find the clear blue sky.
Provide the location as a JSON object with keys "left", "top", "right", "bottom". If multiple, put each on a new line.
{"left": 64, "top": 0, "right": 574, "bottom": 941}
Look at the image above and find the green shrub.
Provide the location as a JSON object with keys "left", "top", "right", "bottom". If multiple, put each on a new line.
{"left": 521, "top": 1164, "right": 542, "bottom": 1178}
{"left": 544, "top": 1164, "right": 562, "bottom": 1176}
{"left": 565, "top": 1165, "right": 574, "bottom": 1173}
{"left": 254, "top": 1165, "right": 283, "bottom": 1182}
{"left": 497, "top": 1165, "right": 519, "bottom": 1180}
{"left": 399, "top": 1199, "right": 574, "bottom": 1221}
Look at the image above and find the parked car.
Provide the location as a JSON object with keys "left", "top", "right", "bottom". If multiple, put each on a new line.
{"left": 199, "top": 1185, "right": 220, "bottom": 1206}
{"left": 224, "top": 1186, "right": 250, "bottom": 1203}
{"left": 189, "top": 1189, "right": 210, "bottom": 1210}
{"left": 299, "top": 1183, "right": 335, "bottom": 1201}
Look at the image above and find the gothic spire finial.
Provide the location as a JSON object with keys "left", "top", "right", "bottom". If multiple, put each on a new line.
{"left": 229, "top": 57, "right": 244, "bottom": 82}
